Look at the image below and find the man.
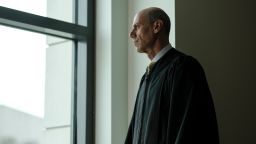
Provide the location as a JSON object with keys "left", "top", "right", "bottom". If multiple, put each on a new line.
{"left": 125, "top": 7, "right": 219, "bottom": 144}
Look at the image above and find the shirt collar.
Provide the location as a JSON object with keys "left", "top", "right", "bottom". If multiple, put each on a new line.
{"left": 152, "top": 44, "right": 172, "bottom": 62}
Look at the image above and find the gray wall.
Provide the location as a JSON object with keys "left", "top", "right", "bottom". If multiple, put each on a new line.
{"left": 176, "top": 0, "right": 256, "bottom": 143}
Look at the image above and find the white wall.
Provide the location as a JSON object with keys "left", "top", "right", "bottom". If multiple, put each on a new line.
{"left": 96, "top": 0, "right": 128, "bottom": 144}
{"left": 128, "top": 0, "right": 176, "bottom": 121}
{"left": 95, "top": 0, "right": 111, "bottom": 143}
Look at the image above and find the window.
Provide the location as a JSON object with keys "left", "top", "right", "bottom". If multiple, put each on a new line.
{"left": 0, "top": 0, "right": 94, "bottom": 144}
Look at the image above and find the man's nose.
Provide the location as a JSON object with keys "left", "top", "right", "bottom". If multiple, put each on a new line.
{"left": 129, "top": 30, "right": 135, "bottom": 39}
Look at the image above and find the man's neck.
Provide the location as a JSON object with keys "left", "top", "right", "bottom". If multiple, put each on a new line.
{"left": 146, "top": 40, "right": 170, "bottom": 60}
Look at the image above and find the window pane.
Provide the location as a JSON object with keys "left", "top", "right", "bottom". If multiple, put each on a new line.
{"left": 0, "top": 25, "right": 74, "bottom": 144}
{"left": 0, "top": 26, "right": 46, "bottom": 118}
{"left": 0, "top": 0, "right": 75, "bottom": 23}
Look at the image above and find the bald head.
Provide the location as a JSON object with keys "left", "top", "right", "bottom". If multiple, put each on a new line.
{"left": 130, "top": 7, "right": 171, "bottom": 58}
{"left": 138, "top": 7, "right": 171, "bottom": 36}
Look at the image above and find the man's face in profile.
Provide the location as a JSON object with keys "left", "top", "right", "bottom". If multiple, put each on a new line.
{"left": 130, "top": 12, "right": 154, "bottom": 53}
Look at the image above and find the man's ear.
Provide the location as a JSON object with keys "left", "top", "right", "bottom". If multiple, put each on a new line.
{"left": 153, "top": 19, "right": 163, "bottom": 34}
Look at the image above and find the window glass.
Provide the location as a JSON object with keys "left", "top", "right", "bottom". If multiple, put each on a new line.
{"left": 0, "top": 0, "right": 74, "bottom": 23}
{"left": 0, "top": 25, "right": 46, "bottom": 118}
{"left": 0, "top": 25, "right": 74, "bottom": 144}
{"left": 0, "top": 25, "right": 46, "bottom": 144}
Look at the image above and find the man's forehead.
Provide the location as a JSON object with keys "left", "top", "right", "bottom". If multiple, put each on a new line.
{"left": 132, "top": 14, "right": 140, "bottom": 24}
{"left": 132, "top": 12, "right": 146, "bottom": 25}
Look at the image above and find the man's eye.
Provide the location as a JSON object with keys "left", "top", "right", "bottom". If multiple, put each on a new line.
{"left": 134, "top": 25, "right": 139, "bottom": 30}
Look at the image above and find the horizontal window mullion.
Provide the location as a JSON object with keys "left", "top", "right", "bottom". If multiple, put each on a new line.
{"left": 0, "top": 6, "right": 87, "bottom": 41}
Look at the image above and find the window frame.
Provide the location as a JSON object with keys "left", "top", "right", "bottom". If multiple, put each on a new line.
{"left": 0, "top": 0, "right": 95, "bottom": 143}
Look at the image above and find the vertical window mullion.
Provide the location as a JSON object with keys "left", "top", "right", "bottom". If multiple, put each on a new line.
{"left": 75, "top": 0, "right": 95, "bottom": 144}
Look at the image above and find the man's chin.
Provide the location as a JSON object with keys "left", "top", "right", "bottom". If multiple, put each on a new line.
{"left": 134, "top": 45, "right": 145, "bottom": 53}
{"left": 136, "top": 48, "right": 144, "bottom": 53}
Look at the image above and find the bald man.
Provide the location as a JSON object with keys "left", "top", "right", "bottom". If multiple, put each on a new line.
{"left": 125, "top": 7, "right": 219, "bottom": 144}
